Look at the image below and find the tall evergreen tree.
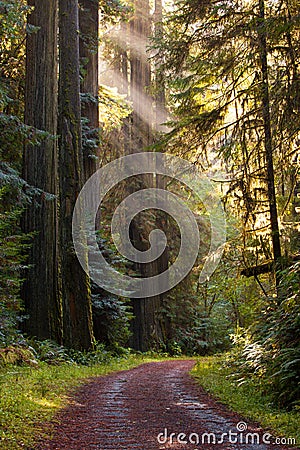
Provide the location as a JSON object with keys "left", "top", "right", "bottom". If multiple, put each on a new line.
{"left": 127, "top": 0, "right": 165, "bottom": 351}
{"left": 155, "top": 0, "right": 300, "bottom": 286}
{"left": 79, "top": 0, "right": 99, "bottom": 181}
{"left": 257, "top": 0, "right": 282, "bottom": 281}
{"left": 58, "top": 0, "right": 94, "bottom": 350}
{"left": 22, "top": 0, "right": 62, "bottom": 342}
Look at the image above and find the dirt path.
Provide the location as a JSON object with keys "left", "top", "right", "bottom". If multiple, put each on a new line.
{"left": 38, "top": 360, "right": 295, "bottom": 450}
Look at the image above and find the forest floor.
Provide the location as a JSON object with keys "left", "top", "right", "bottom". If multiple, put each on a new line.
{"left": 36, "top": 360, "right": 298, "bottom": 450}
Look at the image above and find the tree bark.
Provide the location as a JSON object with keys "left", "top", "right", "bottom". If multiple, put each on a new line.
{"left": 258, "top": 0, "right": 282, "bottom": 284}
{"left": 154, "top": 0, "right": 171, "bottom": 343}
{"left": 241, "top": 254, "right": 300, "bottom": 277}
{"left": 22, "top": 0, "right": 62, "bottom": 342}
{"left": 58, "top": 0, "right": 94, "bottom": 350}
{"left": 128, "top": 0, "right": 164, "bottom": 351}
{"left": 79, "top": 0, "right": 99, "bottom": 181}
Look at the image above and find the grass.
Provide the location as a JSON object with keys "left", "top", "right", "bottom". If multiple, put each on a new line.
{"left": 0, "top": 353, "right": 161, "bottom": 449}
{"left": 191, "top": 355, "right": 300, "bottom": 446}
{"left": 2, "top": 352, "right": 298, "bottom": 448}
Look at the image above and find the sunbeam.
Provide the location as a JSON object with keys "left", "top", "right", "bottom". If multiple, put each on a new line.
{"left": 100, "top": 65, "right": 171, "bottom": 133}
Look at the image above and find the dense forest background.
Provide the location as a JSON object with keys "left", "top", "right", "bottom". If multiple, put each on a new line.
{"left": 0, "top": 0, "right": 299, "bottom": 409}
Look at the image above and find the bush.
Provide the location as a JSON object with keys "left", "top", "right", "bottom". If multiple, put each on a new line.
{"left": 0, "top": 194, "right": 28, "bottom": 347}
{"left": 92, "top": 286, "right": 133, "bottom": 349}
{"left": 0, "top": 344, "right": 37, "bottom": 366}
{"left": 67, "top": 342, "right": 111, "bottom": 365}
{"left": 226, "top": 262, "right": 300, "bottom": 409}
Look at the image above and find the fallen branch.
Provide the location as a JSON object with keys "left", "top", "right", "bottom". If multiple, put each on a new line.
{"left": 241, "top": 254, "right": 300, "bottom": 277}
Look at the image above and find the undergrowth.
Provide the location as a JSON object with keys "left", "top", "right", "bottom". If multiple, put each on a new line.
{"left": 0, "top": 351, "right": 160, "bottom": 449}
{"left": 191, "top": 355, "right": 300, "bottom": 446}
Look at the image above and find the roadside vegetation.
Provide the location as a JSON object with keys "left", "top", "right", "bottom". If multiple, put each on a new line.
{"left": 1, "top": 347, "right": 299, "bottom": 449}
{"left": 0, "top": 346, "right": 167, "bottom": 450}
{"left": 192, "top": 355, "right": 300, "bottom": 445}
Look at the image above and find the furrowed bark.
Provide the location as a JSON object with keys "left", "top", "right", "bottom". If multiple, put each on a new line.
{"left": 79, "top": 0, "right": 99, "bottom": 181}
{"left": 22, "top": 0, "right": 62, "bottom": 342}
{"left": 58, "top": 0, "right": 94, "bottom": 350}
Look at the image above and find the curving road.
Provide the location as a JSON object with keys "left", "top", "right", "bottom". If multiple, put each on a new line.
{"left": 38, "top": 360, "right": 296, "bottom": 450}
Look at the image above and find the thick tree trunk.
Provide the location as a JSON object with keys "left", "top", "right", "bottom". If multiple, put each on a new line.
{"left": 79, "top": 0, "right": 99, "bottom": 181}
{"left": 154, "top": 0, "right": 171, "bottom": 343}
{"left": 154, "top": 0, "right": 165, "bottom": 121}
{"left": 129, "top": 0, "right": 152, "bottom": 149}
{"left": 58, "top": 0, "right": 94, "bottom": 350}
{"left": 22, "top": 0, "right": 62, "bottom": 342}
{"left": 128, "top": 0, "right": 164, "bottom": 351}
{"left": 258, "top": 0, "right": 282, "bottom": 284}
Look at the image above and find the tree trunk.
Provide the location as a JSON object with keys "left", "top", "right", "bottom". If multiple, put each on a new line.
{"left": 258, "top": 0, "right": 282, "bottom": 284}
{"left": 58, "top": 0, "right": 94, "bottom": 350}
{"left": 79, "top": 0, "right": 99, "bottom": 181}
{"left": 22, "top": 0, "right": 62, "bottom": 342}
{"left": 128, "top": 0, "right": 164, "bottom": 351}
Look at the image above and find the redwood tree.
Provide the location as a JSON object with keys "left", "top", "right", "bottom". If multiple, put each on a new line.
{"left": 58, "top": 0, "right": 94, "bottom": 350}
{"left": 128, "top": 0, "right": 165, "bottom": 351}
{"left": 22, "top": 0, "right": 62, "bottom": 342}
{"left": 79, "top": 0, "right": 99, "bottom": 181}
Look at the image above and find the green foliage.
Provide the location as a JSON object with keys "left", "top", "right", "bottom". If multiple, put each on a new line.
{"left": 154, "top": 0, "right": 300, "bottom": 266}
{"left": 3, "top": 338, "right": 125, "bottom": 368}
{"left": 81, "top": 114, "right": 101, "bottom": 162}
{"left": 67, "top": 341, "right": 112, "bottom": 365}
{"left": 80, "top": 86, "right": 131, "bottom": 162}
{"left": 27, "top": 339, "right": 73, "bottom": 365}
{"left": 0, "top": 114, "right": 51, "bottom": 169}
{"left": 92, "top": 291, "right": 133, "bottom": 349}
{"left": 0, "top": 167, "right": 55, "bottom": 348}
{"left": 191, "top": 355, "right": 300, "bottom": 444}
{"left": 224, "top": 263, "right": 300, "bottom": 409}
{"left": 0, "top": 192, "right": 28, "bottom": 346}
{"left": 86, "top": 225, "right": 134, "bottom": 349}
{"left": 98, "top": 84, "right": 132, "bottom": 131}
{"left": 162, "top": 273, "right": 232, "bottom": 356}
{"left": 0, "top": 0, "right": 30, "bottom": 118}
{"left": 98, "top": 0, "right": 133, "bottom": 24}
{"left": 258, "top": 262, "right": 300, "bottom": 408}
{"left": 160, "top": 213, "right": 262, "bottom": 356}
{"left": 0, "top": 345, "right": 36, "bottom": 366}
{"left": 0, "top": 354, "right": 154, "bottom": 449}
